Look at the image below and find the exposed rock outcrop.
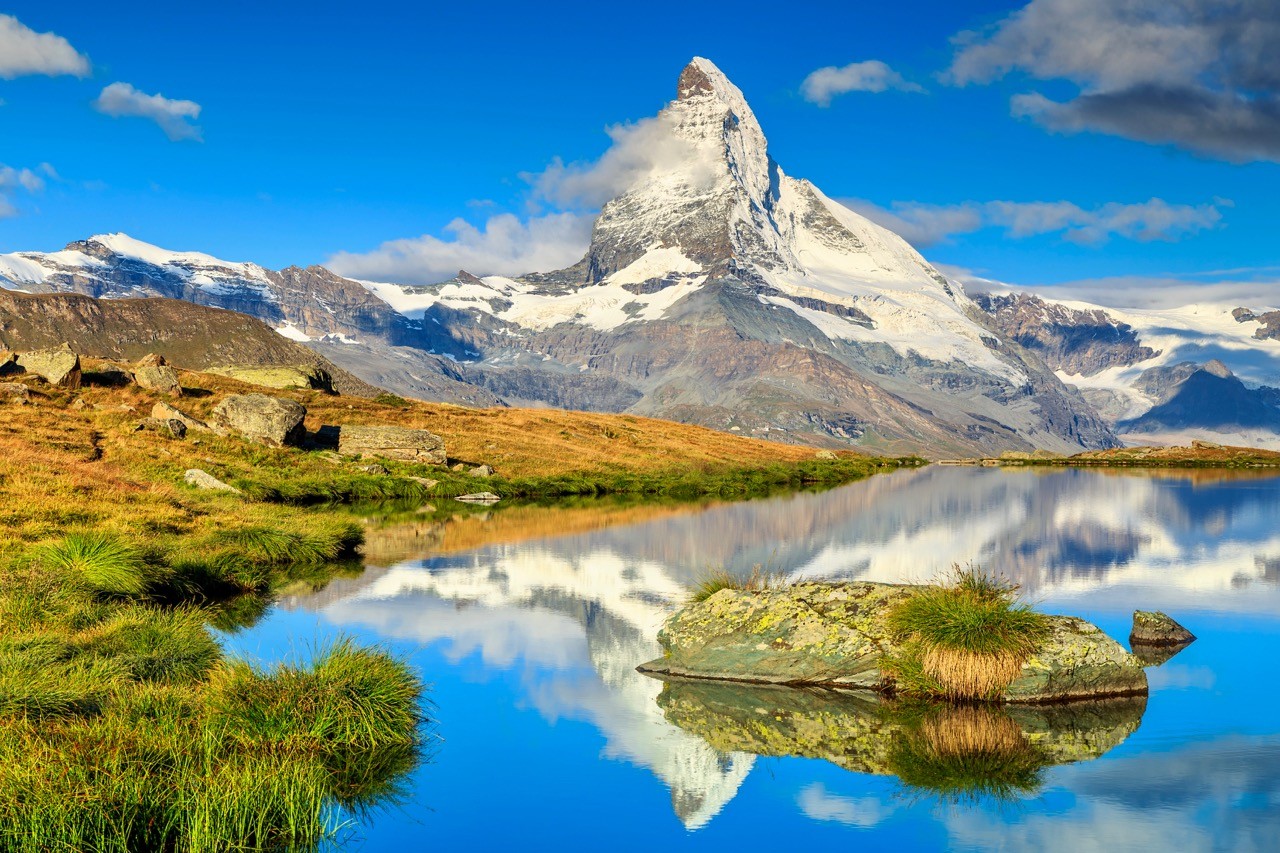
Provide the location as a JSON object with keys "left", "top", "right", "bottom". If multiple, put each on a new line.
{"left": 151, "top": 402, "right": 211, "bottom": 433}
{"left": 639, "top": 582, "right": 1147, "bottom": 703}
{"left": 337, "top": 425, "right": 446, "bottom": 464}
{"left": 16, "top": 344, "right": 81, "bottom": 389}
{"left": 205, "top": 364, "right": 333, "bottom": 392}
{"left": 211, "top": 394, "right": 306, "bottom": 447}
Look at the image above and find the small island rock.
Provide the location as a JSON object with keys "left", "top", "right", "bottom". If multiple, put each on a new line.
{"left": 1130, "top": 610, "right": 1196, "bottom": 647}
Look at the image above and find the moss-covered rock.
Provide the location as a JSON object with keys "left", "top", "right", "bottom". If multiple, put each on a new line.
{"left": 639, "top": 582, "right": 1147, "bottom": 703}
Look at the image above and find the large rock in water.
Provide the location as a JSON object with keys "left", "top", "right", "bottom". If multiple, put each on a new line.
{"left": 1130, "top": 610, "right": 1196, "bottom": 646}
{"left": 638, "top": 582, "right": 1147, "bottom": 703}
{"left": 337, "top": 425, "right": 446, "bottom": 464}
{"left": 17, "top": 344, "right": 81, "bottom": 389}
{"left": 211, "top": 394, "right": 306, "bottom": 447}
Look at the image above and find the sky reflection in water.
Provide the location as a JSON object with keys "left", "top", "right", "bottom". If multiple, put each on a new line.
{"left": 223, "top": 467, "right": 1280, "bottom": 851}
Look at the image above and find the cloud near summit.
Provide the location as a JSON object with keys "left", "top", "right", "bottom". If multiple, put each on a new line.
{"left": 801, "top": 60, "right": 925, "bottom": 106}
{"left": 93, "top": 83, "right": 204, "bottom": 142}
{"left": 946, "top": 0, "right": 1280, "bottom": 163}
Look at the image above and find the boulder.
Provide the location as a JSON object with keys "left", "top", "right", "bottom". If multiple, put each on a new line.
{"left": 814, "top": 449, "right": 837, "bottom": 460}
{"left": 134, "top": 355, "right": 182, "bottom": 396}
{"left": 0, "top": 382, "right": 31, "bottom": 404}
{"left": 17, "top": 344, "right": 81, "bottom": 389}
{"left": 0, "top": 352, "right": 21, "bottom": 377}
{"left": 357, "top": 463, "right": 390, "bottom": 475}
{"left": 639, "top": 582, "right": 1147, "bottom": 703}
{"left": 210, "top": 394, "right": 307, "bottom": 447}
{"left": 337, "top": 425, "right": 446, "bottom": 464}
{"left": 1130, "top": 611, "right": 1196, "bottom": 647}
{"left": 206, "top": 364, "right": 333, "bottom": 392}
{"left": 151, "top": 402, "right": 211, "bottom": 433}
{"left": 470, "top": 463, "right": 495, "bottom": 477}
{"left": 183, "top": 468, "right": 241, "bottom": 494}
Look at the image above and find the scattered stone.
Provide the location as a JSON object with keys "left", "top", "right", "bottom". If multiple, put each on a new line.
{"left": 407, "top": 477, "right": 439, "bottom": 489}
{"left": 17, "top": 343, "right": 81, "bottom": 389}
{"left": 451, "top": 463, "right": 467, "bottom": 472}
{"left": 455, "top": 492, "right": 501, "bottom": 505}
{"left": 337, "top": 425, "right": 446, "bottom": 464}
{"left": 815, "top": 449, "right": 837, "bottom": 460}
{"left": 639, "top": 582, "right": 1148, "bottom": 704}
{"left": 1130, "top": 610, "right": 1196, "bottom": 647}
{"left": 205, "top": 364, "right": 333, "bottom": 392}
{"left": 70, "top": 398, "right": 88, "bottom": 411}
{"left": 183, "top": 468, "right": 242, "bottom": 494}
{"left": 357, "top": 463, "right": 390, "bottom": 475}
{"left": 135, "top": 417, "right": 188, "bottom": 439}
{"left": 0, "top": 382, "right": 31, "bottom": 404}
{"left": 470, "top": 463, "right": 496, "bottom": 477}
{"left": 210, "top": 393, "right": 307, "bottom": 447}
{"left": 0, "top": 352, "right": 21, "bottom": 377}
{"left": 134, "top": 354, "right": 183, "bottom": 396}
{"left": 1191, "top": 439, "right": 1224, "bottom": 451}
{"left": 151, "top": 402, "right": 211, "bottom": 433}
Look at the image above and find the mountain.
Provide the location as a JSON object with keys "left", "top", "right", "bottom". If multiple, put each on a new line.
{"left": 0, "top": 289, "right": 379, "bottom": 396}
{"left": 975, "top": 291, "right": 1280, "bottom": 448}
{"left": 1, "top": 58, "right": 1132, "bottom": 455}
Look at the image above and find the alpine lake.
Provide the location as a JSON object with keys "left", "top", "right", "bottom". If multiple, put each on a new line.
{"left": 224, "top": 465, "right": 1280, "bottom": 851}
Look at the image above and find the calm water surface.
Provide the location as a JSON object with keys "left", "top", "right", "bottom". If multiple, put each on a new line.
{"left": 224, "top": 467, "right": 1280, "bottom": 851}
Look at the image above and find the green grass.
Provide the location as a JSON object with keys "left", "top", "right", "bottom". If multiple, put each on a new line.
{"left": 689, "top": 565, "right": 790, "bottom": 603}
{"left": 38, "top": 531, "right": 154, "bottom": 596}
{"left": 883, "top": 566, "right": 1051, "bottom": 701}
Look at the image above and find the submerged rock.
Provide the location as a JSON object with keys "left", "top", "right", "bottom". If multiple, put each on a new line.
{"left": 337, "top": 425, "right": 446, "bottom": 464}
{"left": 1130, "top": 610, "right": 1196, "bottom": 647}
{"left": 638, "top": 582, "right": 1147, "bottom": 703}
{"left": 17, "top": 344, "right": 81, "bottom": 389}
{"left": 211, "top": 393, "right": 307, "bottom": 447}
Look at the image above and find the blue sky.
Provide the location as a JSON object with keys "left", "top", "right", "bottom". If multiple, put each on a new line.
{"left": 1, "top": 0, "right": 1277, "bottom": 300}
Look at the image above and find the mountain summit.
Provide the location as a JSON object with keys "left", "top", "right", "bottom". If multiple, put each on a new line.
{"left": 1, "top": 58, "right": 1130, "bottom": 455}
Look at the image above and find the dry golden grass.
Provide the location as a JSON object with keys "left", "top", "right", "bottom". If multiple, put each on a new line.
{"left": 918, "top": 705, "right": 1029, "bottom": 759}
{"left": 920, "top": 647, "right": 1026, "bottom": 702}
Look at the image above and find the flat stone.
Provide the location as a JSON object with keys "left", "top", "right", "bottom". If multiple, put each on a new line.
{"left": 183, "top": 468, "right": 241, "bottom": 494}
{"left": 455, "top": 492, "right": 501, "bottom": 504}
{"left": 17, "top": 344, "right": 81, "bottom": 389}
{"left": 206, "top": 364, "right": 333, "bottom": 392}
{"left": 338, "top": 425, "right": 446, "bottom": 464}
{"left": 152, "top": 402, "right": 211, "bottom": 433}
{"left": 639, "top": 582, "right": 1148, "bottom": 704}
{"left": 1130, "top": 610, "right": 1196, "bottom": 647}
{"left": 210, "top": 393, "right": 307, "bottom": 447}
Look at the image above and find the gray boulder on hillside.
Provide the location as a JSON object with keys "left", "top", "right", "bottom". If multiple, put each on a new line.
{"left": 337, "top": 425, "right": 447, "bottom": 464}
{"left": 134, "top": 354, "right": 182, "bottom": 396}
{"left": 17, "top": 344, "right": 81, "bottom": 389}
{"left": 152, "top": 401, "right": 212, "bottom": 433}
{"left": 211, "top": 393, "right": 307, "bottom": 447}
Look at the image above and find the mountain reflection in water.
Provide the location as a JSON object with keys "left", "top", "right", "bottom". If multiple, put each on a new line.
{"left": 251, "top": 467, "right": 1280, "bottom": 847}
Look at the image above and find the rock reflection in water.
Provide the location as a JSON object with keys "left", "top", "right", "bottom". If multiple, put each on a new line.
{"left": 654, "top": 679, "right": 1146, "bottom": 804}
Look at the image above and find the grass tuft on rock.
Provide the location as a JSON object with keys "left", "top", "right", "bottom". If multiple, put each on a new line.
{"left": 884, "top": 565, "right": 1050, "bottom": 701}
{"left": 689, "top": 565, "right": 789, "bottom": 604}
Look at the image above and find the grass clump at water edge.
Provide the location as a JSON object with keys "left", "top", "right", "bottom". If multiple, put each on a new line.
{"left": 883, "top": 565, "right": 1050, "bottom": 701}
{"left": 689, "top": 564, "right": 791, "bottom": 604}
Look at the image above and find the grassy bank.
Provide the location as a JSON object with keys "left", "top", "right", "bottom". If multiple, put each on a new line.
{"left": 0, "top": 363, "right": 909, "bottom": 847}
{"left": 997, "top": 443, "right": 1280, "bottom": 469}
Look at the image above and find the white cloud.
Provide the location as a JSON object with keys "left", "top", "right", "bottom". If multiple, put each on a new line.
{"left": 945, "top": 0, "right": 1280, "bottom": 162}
{"left": 93, "top": 82, "right": 203, "bottom": 142}
{"left": 801, "top": 59, "right": 925, "bottom": 106}
{"left": 842, "top": 197, "right": 1223, "bottom": 247}
{"left": 796, "top": 783, "right": 897, "bottom": 827}
{"left": 0, "top": 163, "right": 48, "bottom": 218}
{"left": 523, "top": 115, "right": 712, "bottom": 209}
{"left": 326, "top": 212, "right": 595, "bottom": 285}
{"left": 0, "top": 14, "right": 89, "bottom": 79}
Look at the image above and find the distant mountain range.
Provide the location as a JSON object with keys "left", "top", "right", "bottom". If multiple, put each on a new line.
{"left": 2, "top": 58, "right": 1277, "bottom": 454}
